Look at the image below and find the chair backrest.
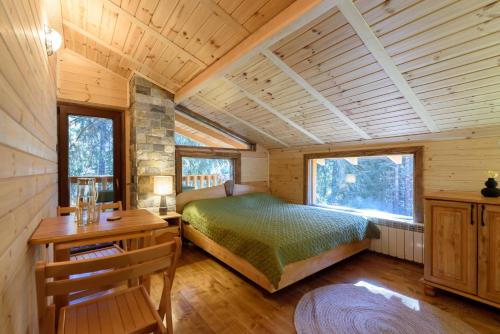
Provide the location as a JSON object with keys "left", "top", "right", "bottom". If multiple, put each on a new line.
{"left": 100, "top": 201, "right": 122, "bottom": 212}
{"left": 57, "top": 206, "right": 78, "bottom": 216}
{"left": 36, "top": 238, "right": 181, "bottom": 332}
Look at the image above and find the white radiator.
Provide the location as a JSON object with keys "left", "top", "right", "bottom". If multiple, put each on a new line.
{"left": 369, "top": 222, "right": 424, "bottom": 264}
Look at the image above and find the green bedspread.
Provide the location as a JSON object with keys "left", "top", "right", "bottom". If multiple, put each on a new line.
{"left": 182, "top": 193, "right": 379, "bottom": 288}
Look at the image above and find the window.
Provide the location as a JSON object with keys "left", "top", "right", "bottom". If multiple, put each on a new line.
{"left": 175, "top": 150, "right": 241, "bottom": 193}
{"left": 175, "top": 133, "right": 205, "bottom": 147}
{"left": 305, "top": 147, "right": 423, "bottom": 223}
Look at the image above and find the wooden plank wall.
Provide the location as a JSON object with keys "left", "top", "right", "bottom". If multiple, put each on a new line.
{"left": 241, "top": 145, "right": 269, "bottom": 187}
{"left": 0, "top": 0, "right": 58, "bottom": 332}
{"left": 269, "top": 137, "right": 500, "bottom": 204}
{"left": 56, "top": 49, "right": 129, "bottom": 109}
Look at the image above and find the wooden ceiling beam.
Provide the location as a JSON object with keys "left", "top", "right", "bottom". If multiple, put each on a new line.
{"left": 193, "top": 95, "right": 290, "bottom": 147}
{"left": 337, "top": 0, "right": 439, "bottom": 133}
{"left": 222, "top": 78, "right": 325, "bottom": 145}
{"left": 102, "top": 0, "right": 206, "bottom": 67}
{"left": 174, "top": 0, "right": 338, "bottom": 103}
{"left": 261, "top": 49, "right": 371, "bottom": 140}
{"left": 176, "top": 113, "right": 248, "bottom": 149}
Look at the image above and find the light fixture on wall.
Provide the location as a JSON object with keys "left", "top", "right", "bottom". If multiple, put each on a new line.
{"left": 45, "top": 25, "right": 62, "bottom": 56}
{"left": 154, "top": 176, "right": 173, "bottom": 215}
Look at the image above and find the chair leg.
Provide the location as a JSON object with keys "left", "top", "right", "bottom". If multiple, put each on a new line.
{"left": 165, "top": 296, "right": 174, "bottom": 334}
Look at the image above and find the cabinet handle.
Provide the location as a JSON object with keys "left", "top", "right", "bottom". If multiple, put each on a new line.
{"left": 481, "top": 204, "right": 486, "bottom": 227}
{"left": 470, "top": 204, "right": 474, "bottom": 225}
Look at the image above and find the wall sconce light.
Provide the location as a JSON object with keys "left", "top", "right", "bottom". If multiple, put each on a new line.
{"left": 154, "top": 176, "right": 173, "bottom": 215}
{"left": 45, "top": 25, "right": 62, "bottom": 56}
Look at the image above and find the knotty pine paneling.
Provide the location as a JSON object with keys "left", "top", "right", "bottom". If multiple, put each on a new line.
{"left": 57, "top": 49, "right": 129, "bottom": 109}
{"left": 241, "top": 145, "right": 269, "bottom": 187}
{"left": 0, "top": 0, "right": 58, "bottom": 332}
{"left": 269, "top": 136, "right": 500, "bottom": 204}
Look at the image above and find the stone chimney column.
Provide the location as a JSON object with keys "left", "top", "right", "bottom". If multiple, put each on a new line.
{"left": 129, "top": 75, "right": 175, "bottom": 211}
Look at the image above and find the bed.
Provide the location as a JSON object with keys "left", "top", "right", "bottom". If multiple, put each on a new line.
{"left": 176, "top": 185, "right": 379, "bottom": 293}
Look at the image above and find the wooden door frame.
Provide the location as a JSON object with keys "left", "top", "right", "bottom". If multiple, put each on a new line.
{"left": 57, "top": 103, "right": 126, "bottom": 208}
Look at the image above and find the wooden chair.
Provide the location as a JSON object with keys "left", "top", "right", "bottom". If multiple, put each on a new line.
{"left": 56, "top": 206, "right": 78, "bottom": 216}
{"left": 56, "top": 205, "right": 124, "bottom": 262}
{"left": 36, "top": 238, "right": 181, "bottom": 334}
{"left": 100, "top": 200, "right": 123, "bottom": 212}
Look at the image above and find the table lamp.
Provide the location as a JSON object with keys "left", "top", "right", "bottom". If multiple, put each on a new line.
{"left": 154, "top": 176, "right": 173, "bottom": 215}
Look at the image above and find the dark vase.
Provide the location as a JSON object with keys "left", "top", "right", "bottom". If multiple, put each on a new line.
{"left": 481, "top": 178, "right": 500, "bottom": 197}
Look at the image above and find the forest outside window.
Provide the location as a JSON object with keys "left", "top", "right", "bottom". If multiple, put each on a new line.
{"left": 175, "top": 150, "right": 241, "bottom": 193}
{"left": 305, "top": 147, "right": 423, "bottom": 223}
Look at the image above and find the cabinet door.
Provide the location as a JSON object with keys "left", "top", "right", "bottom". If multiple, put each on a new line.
{"left": 478, "top": 204, "right": 500, "bottom": 303}
{"left": 424, "top": 200, "right": 477, "bottom": 294}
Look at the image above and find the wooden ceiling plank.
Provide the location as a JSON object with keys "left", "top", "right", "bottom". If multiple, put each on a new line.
{"left": 194, "top": 94, "right": 290, "bottom": 147}
{"left": 102, "top": 0, "right": 207, "bottom": 67}
{"left": 222, "top": 77, "right": 325, "bottom": 144}
{"left": 337, "top": 0, "right": 439, "bottom": 133}
{"left": 175, "top": 112, "right": 248, "bottom": 149}
{"left": 174, "top": 0, "right": 338, "bottom": 103}
{"left": 198, "top": 0, "right": 250, "bottom": 35}
{"left": 63, "top": 19, "right": 183, "bottom": 95}
{"left": 261, "top": 49, "right": 370, "bottom": 140}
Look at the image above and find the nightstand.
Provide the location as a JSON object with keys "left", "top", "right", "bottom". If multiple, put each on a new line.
{"left": 155, "top": 211, "right": 182, "bottom": 244}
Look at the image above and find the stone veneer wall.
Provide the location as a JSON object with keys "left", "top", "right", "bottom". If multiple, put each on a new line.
{"left": 129, "top": 75, "right": 176, "bottom": 210}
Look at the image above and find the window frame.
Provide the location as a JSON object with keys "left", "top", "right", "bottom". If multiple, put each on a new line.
{"left": 303, "top": 146, "right": 424, "bottom": 224}
{"left": 175, "top": 148, "right": 241, "bottom": 194}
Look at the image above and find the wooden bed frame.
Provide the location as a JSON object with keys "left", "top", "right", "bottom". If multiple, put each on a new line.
{"left": 176, "top": 184, "right": 371, "bottom": 293}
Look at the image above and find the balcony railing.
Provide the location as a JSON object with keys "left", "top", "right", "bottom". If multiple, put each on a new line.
{"left": 182, "top": 174, "right": 222, "bottom": 190}
{"left": 69, "top": 175, "right": 114, "bottom": 190}
{"left": 69, "top": 175, "right": 114, "bottom": 205}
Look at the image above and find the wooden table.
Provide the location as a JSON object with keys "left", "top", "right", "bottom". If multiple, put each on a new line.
{"left": 29, "top": 209, "right": 168, "bottom": 251}
{"left": 29, "top": 209, "right": 168, "bottom": 309}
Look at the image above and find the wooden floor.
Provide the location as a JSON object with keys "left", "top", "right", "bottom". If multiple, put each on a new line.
{"left": 151, "top": 244, "right": 500, "bottom": 334}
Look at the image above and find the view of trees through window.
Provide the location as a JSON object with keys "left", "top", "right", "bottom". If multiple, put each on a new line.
{"left": 68, "top": 115, "right": 114, "bottom": 204}
{"left": 175, "top": 133, "right": 204, "bottom": 146}
{"left": 182, "top": 157, "right": 233, "bottom": 191}
{"left": 312, "top": 154, "right": 414, "bottom": 219}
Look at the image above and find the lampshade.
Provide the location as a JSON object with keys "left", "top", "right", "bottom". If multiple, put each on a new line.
{"left": 154, "top": 176, "right": 173, "bottom": 195}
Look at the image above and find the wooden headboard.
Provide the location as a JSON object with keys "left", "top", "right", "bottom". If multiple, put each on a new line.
{"left": 175, "top": 184, "right": 269, "bottom": 212}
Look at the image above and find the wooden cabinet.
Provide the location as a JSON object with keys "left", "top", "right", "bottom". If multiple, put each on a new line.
{"left": 479, "top": 204, "right": 500, "bottom": 303}
{"left": 424, "top": 200, "right": 477, "bottom": 294}
{"left": 424, "top": 192, "right": 500, "bottom": 308}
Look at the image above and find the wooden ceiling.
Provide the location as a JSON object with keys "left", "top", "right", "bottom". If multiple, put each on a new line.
{"left": 58, "top": 0, "right": 500, "bottom": 149}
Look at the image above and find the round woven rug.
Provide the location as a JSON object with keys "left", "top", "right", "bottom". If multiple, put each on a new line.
{"left": 294, "top": 283, "right": 478, "bottom": 334}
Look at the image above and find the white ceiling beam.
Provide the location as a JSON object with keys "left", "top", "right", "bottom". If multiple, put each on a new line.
{"left": 174, "top": 0, "right": 338, "bottom": 103}
{"left": 103, "top": 0, "right": 206, "bottom": 67}
{"left": 337, "top": 0, "right": 439, "bottom": 133}
{"left": 193, "top": 95, "right": 290, "bottom": 147}
{"left": 261, "top": 49, "right": 371, "bottom": 140}
{"left": 222, "top": 78, "right": 325, "bottom": 145}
